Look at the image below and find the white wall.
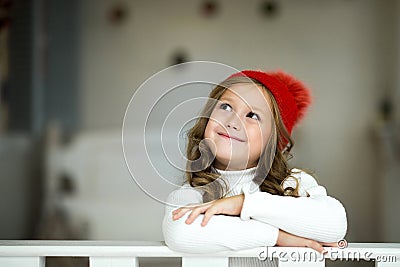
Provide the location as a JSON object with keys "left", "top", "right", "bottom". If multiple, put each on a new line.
{"left": 76, "top": 0, "right": 399, "bottom": 242}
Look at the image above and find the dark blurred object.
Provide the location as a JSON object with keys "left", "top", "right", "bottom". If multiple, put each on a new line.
{"left": 0, "top": 0, "right": 11, "bottom": 30}
{"left": 108, "top": 2, "right": 129, "bottom": 25}
{"left": 170, "top": 49, "right": 190, "bottom": 66}
{"left": 0, "top": 80, "right": 9, "bottom": 130}
{"left": 260, "top": 0, "right": 280, "bottom": 18}
{"left": 0, "top": 0, "right": 11, "bottom": 132}
{"left": 379, "top": 96, "right": 393, "bottom": 121}
{"left": 7, "top": 0, "right": 34, "bottom": 132}
{"left": 59, "top": 173, "right": 75, "bottom": 195}
{"left": 201, "top": 0, "right": 218, "bottom": 18}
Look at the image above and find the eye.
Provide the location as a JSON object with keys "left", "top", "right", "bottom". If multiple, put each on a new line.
{"left": 219, "top": 103, "right": 232, "bottom": 111}
{"left": 247, "top": 112, "right": 260, "bottom": 121}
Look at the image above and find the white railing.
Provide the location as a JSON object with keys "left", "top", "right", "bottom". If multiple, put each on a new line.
{"left": 0, "top": 241, "right": 400, "bottom": 267}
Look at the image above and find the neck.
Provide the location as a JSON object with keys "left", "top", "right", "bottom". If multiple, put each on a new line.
{"left": 213, "top": 161, "right": 257, "bottom": 171}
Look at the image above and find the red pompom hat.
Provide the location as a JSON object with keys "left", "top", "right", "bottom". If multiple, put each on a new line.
{"left": 229, "top": 70, "right": 312, "bottom": 135}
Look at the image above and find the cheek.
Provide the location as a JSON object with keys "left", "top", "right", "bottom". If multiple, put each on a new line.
{"left": 208, "top": 110, "right": 225, "bottom": 125}
{"left": 260, "top": 126, "right": 272, "bottom": 143}
{"left": 204, "top": 121, "right": 214, "bottom": 139}
{"left": 247, "top": 125, "right": 272, "bottom": 151}
{"left": 248, "top": 132, "right": 263, "bottom": 153}
{"left": 204, "top": 111, "right": 224, "bottom": 138}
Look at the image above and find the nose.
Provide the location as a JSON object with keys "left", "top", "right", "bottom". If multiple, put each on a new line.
{"left": 226, "top": 114, "right": 241, "bottom": 131}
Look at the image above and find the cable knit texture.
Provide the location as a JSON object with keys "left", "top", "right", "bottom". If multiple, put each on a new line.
{"left": 162, "top": 168, "right": 347, "bottom": 267}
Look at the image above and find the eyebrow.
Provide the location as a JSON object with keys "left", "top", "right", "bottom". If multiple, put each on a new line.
{"left": 219, "top": 96, "right": 270, "bottom": 116}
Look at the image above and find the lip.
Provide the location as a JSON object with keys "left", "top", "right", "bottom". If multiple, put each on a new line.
{"left": 218, "top": 132, "right": 245, "bottom": 142}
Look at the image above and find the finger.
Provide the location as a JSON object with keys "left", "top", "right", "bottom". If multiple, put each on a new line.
{"left": 322, "top": 242, "right": 338, "bottom": 247}
{"left": 173, "top": 202, "right": 203, "bottom": 214}
{"left": 185, "top": 206, "right": 207, "bottom": 225}
{"left": 201, "top": 208, "right": 216, "bottom": 227}
{"left": 172, "top": 208, "right": 190, "bottom": 221}
{"left": 307, "top": 240, "right": 326, "bottom": 254}
{"left": 172, "top": 206, "right": 189, "bottom": 216}
{"left": 172, "top": 208, "right": 180, "bottom": 215}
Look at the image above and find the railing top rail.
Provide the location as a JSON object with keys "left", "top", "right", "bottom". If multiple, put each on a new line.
{"left": 0, "top": 241, "right": 399, "bottom": 260}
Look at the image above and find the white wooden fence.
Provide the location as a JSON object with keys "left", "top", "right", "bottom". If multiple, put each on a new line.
{"left": 0, "top": 241, "right": 399, "bottom": 267}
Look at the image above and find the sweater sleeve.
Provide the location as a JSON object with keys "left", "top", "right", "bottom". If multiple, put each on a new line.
{"left": 162, "top": 184, "right": 279, "bottom": 253}
{"left": 240, "top": 170, "right": 347, "bottom": 243}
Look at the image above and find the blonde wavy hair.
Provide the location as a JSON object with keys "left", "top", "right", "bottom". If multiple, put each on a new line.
{"left": 186, "top": 76, "right": 299, "bottom": 202}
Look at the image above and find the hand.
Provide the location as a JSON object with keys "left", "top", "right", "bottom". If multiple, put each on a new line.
{"left": 276, "top": 230, "right": 338, "bottom": 254}
{"left": 172, "top": 194, "right": 245, "bottom": 227}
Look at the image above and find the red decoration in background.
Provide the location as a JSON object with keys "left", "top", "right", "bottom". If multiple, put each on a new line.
{"left": 201, "top": 0, "right": 218, "bottom": 18}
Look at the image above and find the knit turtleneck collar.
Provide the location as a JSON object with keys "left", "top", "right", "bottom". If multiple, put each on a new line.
{"left": 216, "top": 167, "right": 257, "bottom": 185}
{"left": 215, "top": 167, "right": 258, "bottom": 197}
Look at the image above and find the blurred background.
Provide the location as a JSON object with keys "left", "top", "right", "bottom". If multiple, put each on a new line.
{"left": 0, "top": 0, "right": 400, "bottom": 266}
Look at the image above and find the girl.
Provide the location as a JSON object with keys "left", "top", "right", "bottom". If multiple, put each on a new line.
{"left": 162, "top": 70, "right": 347, "bottom": 266}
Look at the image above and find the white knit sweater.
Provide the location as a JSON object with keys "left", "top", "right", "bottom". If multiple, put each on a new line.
{"left": 162, "top": 168, "right": 347, "bottom": 266}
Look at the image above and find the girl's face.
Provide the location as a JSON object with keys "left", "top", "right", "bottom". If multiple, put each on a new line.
{"left": 204, "top": 83, "right": 274, "bottom": 170}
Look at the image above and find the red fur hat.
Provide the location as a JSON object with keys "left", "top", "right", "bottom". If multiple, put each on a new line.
{"left": 229, "top": 70, "right": 312, "bottom": 134}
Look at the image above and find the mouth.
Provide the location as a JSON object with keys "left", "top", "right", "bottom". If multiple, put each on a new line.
{"left": 218, "top": 132, "right": 245, "bottom": 142}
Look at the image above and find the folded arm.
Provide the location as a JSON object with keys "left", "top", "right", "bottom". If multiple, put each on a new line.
{"left": 162, "top": 185, "right": 279, "bottom": 253}
{"left": 240, "top": 170, "right": 347, "bottom": 243}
